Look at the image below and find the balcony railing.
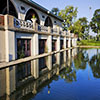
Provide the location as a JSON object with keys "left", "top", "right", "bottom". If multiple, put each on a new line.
{"left": 51, "top": 28, "right": 57, "bottom": 34}
{"left": 38, "top": 25, "right": 48, "bottom": 32}
{"left": 0, "top": 15, "right": 75, "bottom": 37}
{"left": 14, "top": 18, "right": 33, "bottom": 30}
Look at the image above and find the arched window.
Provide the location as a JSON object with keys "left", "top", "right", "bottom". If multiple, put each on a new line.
{"left": 44, "top": 16, "right": 53, "bottom": 27}
{"left": 0, "top": 0, "right": 18, "bottom": 18}
{"left": 25, "top": 9, "right": 40, "bottom": 24}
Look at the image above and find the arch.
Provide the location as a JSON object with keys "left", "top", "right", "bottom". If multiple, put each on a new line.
{"left": 25, "top": 9, "right": 40, "bottom": 24}
{"left": 0, "top": 0, "right": 18, "bottom": 18}
{"left": 44, "top": 16, "right": 53, "bottom": 27}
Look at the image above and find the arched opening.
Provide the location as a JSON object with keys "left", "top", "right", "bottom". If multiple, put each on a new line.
{"left": 44, "top": 16, "right": 53, "bottom": 27}
{"left": 0, "top": 0, "right": 18, "bottom": 18}
{"left": 25, "top": 9, "right": 40, "bottom": 24}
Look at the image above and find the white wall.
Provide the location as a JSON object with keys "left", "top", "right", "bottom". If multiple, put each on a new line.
{"left": 14, "top": 0, "right": 63, "bottom": 28}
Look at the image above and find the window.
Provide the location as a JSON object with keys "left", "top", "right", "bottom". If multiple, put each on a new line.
{"left": 17, "top": 39, "right": 31, "bottom": 59}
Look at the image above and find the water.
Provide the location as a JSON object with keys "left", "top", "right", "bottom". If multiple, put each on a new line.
{"left": 1, "top": 48, "right": 100, "bottom": 100}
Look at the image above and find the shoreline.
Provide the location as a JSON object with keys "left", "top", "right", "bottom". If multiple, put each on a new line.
{"left": 79, "top": 45, "right": 100, "bottom": 48}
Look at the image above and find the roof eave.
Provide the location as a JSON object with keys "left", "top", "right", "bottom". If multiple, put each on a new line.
{"left": 20, "top": 0, "right": 63, "bottom": 22}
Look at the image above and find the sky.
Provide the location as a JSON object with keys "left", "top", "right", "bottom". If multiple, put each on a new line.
{"left": 33, "top": 0, "right": 100, "bottom": 36}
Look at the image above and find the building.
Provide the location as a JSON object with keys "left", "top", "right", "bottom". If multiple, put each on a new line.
{"left": 0, "top": 0, "right": 77, "bottom": 97}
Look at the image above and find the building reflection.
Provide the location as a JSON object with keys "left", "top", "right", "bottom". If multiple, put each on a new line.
{"left": 0, "top": 48, "right": 78, "bottom": 100}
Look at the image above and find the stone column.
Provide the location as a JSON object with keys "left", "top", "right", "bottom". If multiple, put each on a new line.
{"left": 67, "top": 49, "right": 71, "bottom": 67}
{"left": 31, "top": 32, "right": 39, "bottom": 79}
{"left": 56, "top": 67, "right": 60, "bottom": 75}
{"left": 64, "top": 51, "right": 67, "bottom": 63}
{"left": 5, "top": 15, "right": 16, "bottom": 95}
{"left": 32, "top": 81, "right": 37, "bottom": 94}
{"left": 33, "top": 34, "right": 39, "bottom": 56}
{"left": 64, "top": 31, "right": 66, "bottom": 49}
{"left": 74, "top": 38, "right": 77, "bottom": 47}
{"left": 31, "top": 18, "right": 37, "bottom": 30}
{"left": 67, "top": 30, "right": 71, "bottom": 48}
{"left": 68, "top": 38, "right": 71, "bottom": 48}
{"left": 56, "top": 53, "right": 60, "bottom": 75}
{"left": 31, "top": 18, "right": 39, "bottom": 79}
{"left": 56, "top": 53, "right": 60, "bottom": 65}
{"left": 31, "top": 59, "right": 39, "bottom": 79}
{"left": 57, "top": 36, "right": 60, "bottom": 51}
{"left": 47, "top": 55, "right": 52, "bottom": 70}
{"left": 72, "top": 38, "right": 74, "bottom": 47}
{"left": 47, "top": 27, "right": 52, "bottom": 52}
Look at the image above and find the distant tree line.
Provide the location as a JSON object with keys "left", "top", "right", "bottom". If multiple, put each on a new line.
{"left": 51, "top": 7, "right": 100, "bottom": 41}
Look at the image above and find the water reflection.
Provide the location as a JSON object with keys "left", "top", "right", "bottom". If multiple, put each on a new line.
{"left": 1, "top": 48, "right": 100, "bottom": 100}
{"left": 74, "top": 49, "right": 88, "bottom": 70}
{"left": 89, "top": 49, "right": 100, "bottom": 78}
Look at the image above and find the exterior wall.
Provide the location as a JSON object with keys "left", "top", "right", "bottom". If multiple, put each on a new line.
{"left": 13, "top": 0, "right": 63, "bottom": 28}
{"left": 0, "top": 30, "right": 5, "bottom": 62}
{"left": 0, "top": 0, "right": 77, "bottom": 97}
{"left": 0, "top": 69, "right": 6, "bottom": 97}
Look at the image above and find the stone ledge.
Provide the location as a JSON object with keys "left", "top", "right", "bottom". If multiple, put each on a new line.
{"left": 0, "top": 47, "right": 74, "bottom": 69}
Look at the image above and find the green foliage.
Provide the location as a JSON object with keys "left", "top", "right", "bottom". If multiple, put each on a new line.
{"left": 17, "top": 49, "right": 25, "bottom": 59}
{"left": 59, "top": 6, "right": 78, "bottom": 30}
{"left": 59, "top": 6, "right": 89, "bottom": 38}
{"left": 69, "top": 20, "right": 82, "bottom": 37}
{"left": 77, "top": 39, "right": 100, "bottom": 46}
{"left": 90, "top": 9, "right": 100, "bottom": 34}
{"left": 32, "top": 15, "right": 36, "bottom": 19}
{"left": 51, "top": 8, "right": 59, "bottom": 15}
{"left": 79, "top": 17, "right": 89, "bottom": 38}
{"left": 74, "top": 50, "right": 88, "bottom": 70}
{"left": 89, "top": 51, "right": 100, "bottom": 78}
{"left": 60, "top": 66, "right": 76, "bottom": 83}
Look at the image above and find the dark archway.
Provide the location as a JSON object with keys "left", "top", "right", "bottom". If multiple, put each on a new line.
{"left": 44, "top": 16, "right": 53, "bottom": 27}
{"left": 0, "top": 0, "right": 18, "bottom": 18}
{"left": 25, "top": 9, "right": 40, "bottom": 24}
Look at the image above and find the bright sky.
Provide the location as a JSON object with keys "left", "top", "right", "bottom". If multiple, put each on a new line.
{"left": 34, "top": 0, "right": 100, "bottom": 21}
{"left": 33, "top": 0, "right": 100, "bottom": 36}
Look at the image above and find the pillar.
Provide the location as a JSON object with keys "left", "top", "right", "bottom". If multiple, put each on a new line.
{"left": 31, "top": 59, "right": 39, "bottom": 79}
{"left": 31, "top": 32, "right": 39, "bottom": 79}
{"left": 47, "top": 27, "right": 52, "bottom": 52}
{"left": 67, "top": 49, "right": 71, "bottom": 67}
{"left": 47, "top": 55, "right": 52, "bottom": 70}
{"left": 64, "top": 37, "right": 66, "bottom": 49}
{"left": 57, "top": 37, "right": 60, "bottom": 51}
{"left": 56, "top": 53, "right": 60, "bottom": 65}
{"left": 56, "top": 67, "right": 60, "bottom": 75}
{"left": 74, "top": 38, "right": 77, "bottom": 47}
{"left": 68, "top": 30, "right": 71, "bottom": 48}
{"left": 5, "top": 15, "right": 16, "bottom": 95}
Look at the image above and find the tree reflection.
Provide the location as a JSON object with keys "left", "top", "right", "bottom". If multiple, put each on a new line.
{"left": 60, "top": 66, "right": 76, "bottom": 83}
{"left": 89, "top": 51, "right": 100, "bottom": 78}
{"left": 73, "top": 49, "right": 88, "bottom": 70}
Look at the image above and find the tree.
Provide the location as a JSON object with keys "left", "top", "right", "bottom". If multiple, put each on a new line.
{"left": 59, "top": 6, "right": 78, "bottom": 30}
{"left": 51, "top": 8, "right": 59, "bottom": 15}
{"left": 74, "top": 49, "right": 88, "bottom": 70}
{"left": 79, "top": 17, "right": 89, "bottom": 39}
{"left": 69, "top": 20, "right": 82, "bottom": 38}
{"left": 90, "top": 9, "right": 100, "bottom": 40}
{"left": 89, "top": 53, "right": 100, "bottom": 78}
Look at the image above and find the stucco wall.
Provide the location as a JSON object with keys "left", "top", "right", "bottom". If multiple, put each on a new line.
{"left": 14, "top": 0, "right": 62, "bottom": 28}
{"left": 0, "top": 30, "right": 5, "bottom": 62}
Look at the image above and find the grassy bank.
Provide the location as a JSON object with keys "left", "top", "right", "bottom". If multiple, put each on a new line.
{"left": 77, "top": 40, "right": 100, "bottom": 46}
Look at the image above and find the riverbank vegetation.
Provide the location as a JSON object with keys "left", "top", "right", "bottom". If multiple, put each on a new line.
{"left": 77, "top": 39, "right": 100, "bottom": 46}
{"left": 51, "top": 7, "right": 100, "bottom": 43}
